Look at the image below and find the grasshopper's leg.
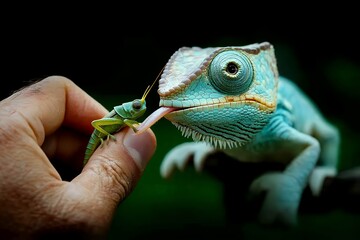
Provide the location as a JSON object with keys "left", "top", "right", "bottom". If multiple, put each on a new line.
{"left": 123, "top": 119, "right": 140, "bottom": 133}
{"left": 91, "top": 118, "right": 123, "bottom": 141}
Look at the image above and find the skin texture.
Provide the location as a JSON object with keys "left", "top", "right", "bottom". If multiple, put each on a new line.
{"left": 0, "top": 76, "right": 157, "bottom": 239}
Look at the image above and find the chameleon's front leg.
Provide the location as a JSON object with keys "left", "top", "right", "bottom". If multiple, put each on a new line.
{"left": 160, "top": 142, "right": 216, "bottom": 178}
{"left": 249, "top": 123, "right": 320, "bottom": 226}
{"left": 309, "top": 119, "right": 340, "bottom": 196}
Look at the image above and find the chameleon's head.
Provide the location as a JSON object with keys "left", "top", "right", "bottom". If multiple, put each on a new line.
{"left": 160, "top": 42, "right": 279, "bottom": 148}
{"left": 137, "top": 42, "right": 279, "bottom": 149}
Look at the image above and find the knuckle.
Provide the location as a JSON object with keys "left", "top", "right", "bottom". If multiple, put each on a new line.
{"left": 91, "top": 157, "right": 136, "bottom": 202}
{"left": 42, "top": 75, "right": 72, "bottom": 84}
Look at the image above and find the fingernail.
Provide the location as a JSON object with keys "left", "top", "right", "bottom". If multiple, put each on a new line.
{"left": 124, "top": 128, "right": 156, "bottom": 170}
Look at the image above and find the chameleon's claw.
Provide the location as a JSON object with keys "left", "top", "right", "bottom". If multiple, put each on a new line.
{"left": 160, "top": 142, "right": 215, "bottom": 178}
{"left": 249, "top": 173, "right": 301, "bottom": 226}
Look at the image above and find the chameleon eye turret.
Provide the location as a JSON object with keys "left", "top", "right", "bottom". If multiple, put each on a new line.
{"left": 208, "top": 50, "right": 254, "bottom": 95}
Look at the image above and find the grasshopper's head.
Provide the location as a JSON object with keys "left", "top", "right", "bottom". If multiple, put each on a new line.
{"left": 115, "top": 98, "right": 146, "bottom": 120}
{"left": 116, "top": 77, "right": 158, "bottom": 120}
{"left": 121, "top": 99, "right": 147, "bottom": 119}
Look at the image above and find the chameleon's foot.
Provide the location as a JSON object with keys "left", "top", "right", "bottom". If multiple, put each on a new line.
{"left": 249, "top": 172, "right": 302, "bottom": 226}
{"left": 309, "top": 166, "right": 337, "bottom": 196}
{"left": 160, "top": 142, "right": 215, "bottom": 178}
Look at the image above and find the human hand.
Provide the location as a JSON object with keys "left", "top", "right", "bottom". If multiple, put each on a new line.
{"left": 0, "top": 76, "right": 156, "bottom": 239}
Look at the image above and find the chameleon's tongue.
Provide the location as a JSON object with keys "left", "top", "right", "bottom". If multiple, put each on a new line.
{"left": 136, "top": 107, "right": 177, "bottom": 134}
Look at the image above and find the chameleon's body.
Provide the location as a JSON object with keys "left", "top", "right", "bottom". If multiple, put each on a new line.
{"left": 137, "top": 42, "right": 340, "bottom": 226}
{"left": 83, "top": 99, "right": 147, "bottom": 165}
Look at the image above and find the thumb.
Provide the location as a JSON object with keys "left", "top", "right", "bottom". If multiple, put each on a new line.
{"left": 72, "top": 127, "right": 156, "bottom": 206}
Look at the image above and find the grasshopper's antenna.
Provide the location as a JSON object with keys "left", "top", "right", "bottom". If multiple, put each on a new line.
{"left": 141, "top": 65, "right": 165, "bottom": 103}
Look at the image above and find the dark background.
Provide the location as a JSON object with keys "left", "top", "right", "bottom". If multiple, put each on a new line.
{"left": 2, "top": 8, "right": 360, "bottom": 239}
{"left": 2, "top": 19, "right": 360, "bottom": 134}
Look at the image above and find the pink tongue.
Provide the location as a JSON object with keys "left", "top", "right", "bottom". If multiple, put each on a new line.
{"left": 136, "top": 107, "right": 177, "bottom": 134}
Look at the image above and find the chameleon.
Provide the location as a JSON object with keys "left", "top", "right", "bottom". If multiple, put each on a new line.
{"left": 136, "top": 42, "right": 340, "bottom": 226}
{"left": 83, "top": 78, "right": 158, "bottom": 166}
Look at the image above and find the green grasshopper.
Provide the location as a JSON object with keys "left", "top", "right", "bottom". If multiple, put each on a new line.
{"left": 83, "top": 78, "right": 158, "bottom": 166}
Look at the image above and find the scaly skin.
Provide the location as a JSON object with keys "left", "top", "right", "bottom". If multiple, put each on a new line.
{"left": 138, "top": 42, "right": 340, "bottom": 226}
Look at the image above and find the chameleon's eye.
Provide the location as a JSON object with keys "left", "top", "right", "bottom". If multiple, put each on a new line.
{"left": 208, "top": 50, "right": 254, "bottom": 95}
{"left": 132, "top": 100, "right": 142, "bottom": 110}
{"left": 226, "top": 62, "right": 239, "bottom": 75}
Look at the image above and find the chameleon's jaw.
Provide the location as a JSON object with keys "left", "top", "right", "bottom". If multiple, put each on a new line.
{"left": 136, "top": 98, "right": 274, "bottom": 150}
{"left": 168, "top": 97, "right": 276, "bottom": 148}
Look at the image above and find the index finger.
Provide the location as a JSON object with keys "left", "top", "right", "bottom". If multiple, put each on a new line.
{"left": 2, "top": 75, "right": 107, "bottom": 145}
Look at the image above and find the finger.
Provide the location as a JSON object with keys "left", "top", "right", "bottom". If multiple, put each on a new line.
{"left": 41, "top": 128, "right": 89, "bottom": 177}
{"left": 72, "top": 127, "right": 156, "bottom": 209}
{"left": 2, "top": 75, "right": 107, "bottom": 146}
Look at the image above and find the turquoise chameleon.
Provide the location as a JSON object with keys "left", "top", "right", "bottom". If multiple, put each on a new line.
{"left": 136, "top": 42, "right": 340, "bottom": 226}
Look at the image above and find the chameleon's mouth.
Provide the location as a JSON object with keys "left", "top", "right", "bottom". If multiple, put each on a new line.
{"left": 135, "top": 97, "right": 275, "bottom": 134}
